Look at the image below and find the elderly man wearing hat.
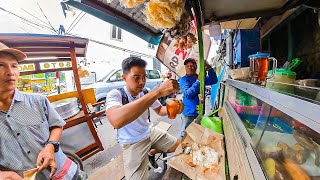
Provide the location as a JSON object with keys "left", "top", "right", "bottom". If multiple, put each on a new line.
{"left": 0, "top": 42, "right": 81, "bottom": 180}
{"left": 178, "top": 58, "right": 218, "bottom": 140}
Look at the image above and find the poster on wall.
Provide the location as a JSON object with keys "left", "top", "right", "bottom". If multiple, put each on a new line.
{"left": 156, "top": 20, "right": 212, "bottom": 77}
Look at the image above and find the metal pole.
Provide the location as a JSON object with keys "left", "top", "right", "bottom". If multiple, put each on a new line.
{"left": 193, "top": 1, "right": 205, "bottom": 116}
{"left": 56, "top": 71, "right": 60, "bottom": 94}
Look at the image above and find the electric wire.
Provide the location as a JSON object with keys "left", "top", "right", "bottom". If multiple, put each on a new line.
{"left": 37, "top": 3, "right": 58, "bottom": 34}
{"left": 67, "top": 12, "right": 86, "bottom": 34}
{"left": 0, "top": 6, "right": 53, "bottom": 30}
{"left": 66, "top": 11, "right": 84, "bottom": 33}
{"left": 68, "top": 33, "right": 155, "bottom": 59}
{"left": 19, "top": 26, "right": 29, "bottom": 33}
{"left": 21, "top": 20, "right": 42, "bottom": 31}
{"left": 21, "top": 8, "right": 51, "bottom": 27}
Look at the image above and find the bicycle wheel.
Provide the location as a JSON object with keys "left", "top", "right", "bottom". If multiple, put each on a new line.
{"left": 63, "top": 149, "right": 84, "bottom": 171}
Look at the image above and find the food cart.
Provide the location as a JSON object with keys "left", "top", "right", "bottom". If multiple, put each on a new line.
{"left": 63, "top": 0, "right": 320, "bottom": 179}
{"left": 0, "top": 34, "right": 105, "bottom": 168}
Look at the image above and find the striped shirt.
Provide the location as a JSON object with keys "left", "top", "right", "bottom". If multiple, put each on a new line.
{"left": 0, "top": 90, "right": 78, "bottom": 179}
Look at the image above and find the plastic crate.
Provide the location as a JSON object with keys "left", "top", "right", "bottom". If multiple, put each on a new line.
{"left": 230, "top": 100, "right": 262, "bottom": 115}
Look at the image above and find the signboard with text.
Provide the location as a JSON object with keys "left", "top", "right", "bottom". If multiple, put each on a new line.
{"left": 19, "top": 61, "right": 72, "bottom": 73}
{"left": 40, "top": 61, "right": 72, "bottom": 70}
{"left": 19, "top": 64, "right": 35, "bottom": 72}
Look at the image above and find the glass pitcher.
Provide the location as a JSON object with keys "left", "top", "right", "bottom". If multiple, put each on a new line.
{"left": 248, "top": 52, "right": 277, "bottom": 86}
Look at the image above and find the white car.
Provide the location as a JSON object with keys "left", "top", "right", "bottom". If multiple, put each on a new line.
{"left": 87, "top": 69, "right": 164, "bottom": 111}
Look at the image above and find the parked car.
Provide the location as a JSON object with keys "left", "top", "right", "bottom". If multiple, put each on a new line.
{"left": 87, "top": 69, "right": 164, "bottom": 111}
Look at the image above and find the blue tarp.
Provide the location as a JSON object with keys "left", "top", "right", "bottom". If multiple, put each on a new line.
{"left": 210, "top": 64, "right": 226, "bottom": 109}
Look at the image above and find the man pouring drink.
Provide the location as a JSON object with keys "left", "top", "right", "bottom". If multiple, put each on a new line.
{"left": 106, "top": 57, "right": 183, "bottom": 180}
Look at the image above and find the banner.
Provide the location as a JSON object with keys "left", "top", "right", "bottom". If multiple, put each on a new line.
{"left": 156, "top": 21, "right": 211, "bottom": 77}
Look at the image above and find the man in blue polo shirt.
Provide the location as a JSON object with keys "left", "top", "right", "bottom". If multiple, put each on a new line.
{"left": 179, "top": 58, "right": 217, "bottom": 139}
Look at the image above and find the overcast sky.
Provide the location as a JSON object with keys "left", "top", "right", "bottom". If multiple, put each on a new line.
{"left": 0, "top": 0, "right": 160, "bottom": 75}
{"left": 0, "top": 0, "right": 68, "bottom": 34}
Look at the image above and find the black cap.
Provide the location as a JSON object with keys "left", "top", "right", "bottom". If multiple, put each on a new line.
{"left": 184, "top": 58, "right": 197, "bottom": 65}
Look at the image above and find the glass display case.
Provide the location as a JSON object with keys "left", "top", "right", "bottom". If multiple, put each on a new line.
{"left": 223, "top": 79, "right": 320, "bottom": 180}
{"left": 266, "top": 80, "right": 320, "bottom": 105}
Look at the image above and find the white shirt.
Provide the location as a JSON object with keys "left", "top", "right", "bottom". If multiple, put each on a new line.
{"left": 106, "top": 86, "right": 161, "bottom": 144}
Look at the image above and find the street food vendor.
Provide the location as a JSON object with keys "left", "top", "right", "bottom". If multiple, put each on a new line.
{"left": 0, "top": 42, "right": 80, "bottom": 179}
{"left": 106, "top": 57, "right": 180, "bottom": 180}
{"left": 179, "top": 58, "right": 218, "bottom": 139}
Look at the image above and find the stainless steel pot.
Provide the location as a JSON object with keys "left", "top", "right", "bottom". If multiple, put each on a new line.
{"left": 51, "top": 98, "right": 80, "bottom": 120}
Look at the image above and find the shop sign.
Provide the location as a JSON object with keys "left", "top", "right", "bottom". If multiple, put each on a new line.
{"left": 19, "top": 64, "right": 35, "bottom": 72}
{"left": 40, "top": 61, "right": 72, "bottom": 70}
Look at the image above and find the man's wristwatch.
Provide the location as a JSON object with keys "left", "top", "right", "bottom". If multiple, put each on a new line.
{"left": 45, "top": 141, "right": 60, "bottom": 153}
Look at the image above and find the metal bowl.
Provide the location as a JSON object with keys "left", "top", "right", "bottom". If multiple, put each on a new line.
{"left": 51, "top": 98, "right": 80, "bottom": 120}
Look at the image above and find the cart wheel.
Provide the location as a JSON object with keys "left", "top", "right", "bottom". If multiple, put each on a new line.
{"left": 63, "top": 150, "right": 84, "bottom": 171}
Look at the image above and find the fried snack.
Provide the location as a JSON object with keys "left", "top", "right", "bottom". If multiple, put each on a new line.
{"left": 277, "top": 141, "right": 308, "bottom": 164}
{"left": 119, "top": 0, "right": 145, "bottom": 8}
{"left": 145, "top": 0, "right": 184, "bottom": 29}
{"left": 264, "top": 158, "right": 292, "bottom": 180}
{"left": 283, "top": 159, "right": 311, "bottom": 180}
{"left": 292, "top": 143, "right": 308, "bottom": 164}
{"left": 23, "top": 168, "right": 38, "bottom": 180}
{"left": 168, "top": 13, "right": 191, "bottom": 39}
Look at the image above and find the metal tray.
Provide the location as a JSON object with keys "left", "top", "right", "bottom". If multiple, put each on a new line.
{"left": 51, "top": 98, "right": 80, "bottom": 120}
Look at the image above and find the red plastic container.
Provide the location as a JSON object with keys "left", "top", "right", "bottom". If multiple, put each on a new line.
{"left": 230, "top": 100, "right": 262, "bottom": 115}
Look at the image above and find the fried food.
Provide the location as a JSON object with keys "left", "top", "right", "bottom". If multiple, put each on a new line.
{"left": 120, "top": 0, "right": 145, "bottom": 8}
{"left": 145, "top": 0, "right": 184, "bottom": 29}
